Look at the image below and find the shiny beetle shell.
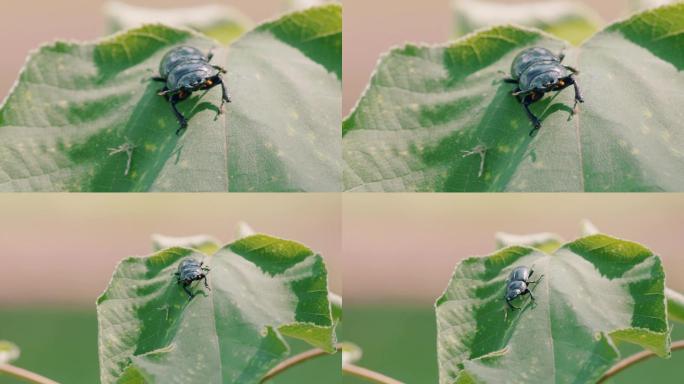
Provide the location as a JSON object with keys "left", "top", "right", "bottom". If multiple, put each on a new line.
{"left": 177, "top": 258, "right": 204, "bottom": 283}
{"left": 509, "top": 266, "right": 531, "bottom": 283}
{"left": 518, "top": 62, "right": 573, "bottom": 93}
{"left": 510, "top": 47, "right": 560, "bottom": 79}
{"left": 505, "top": 280, "right": 528, "bottom": 302}
{"left": 159, "top": 46, "right": 207, "bottom": 78}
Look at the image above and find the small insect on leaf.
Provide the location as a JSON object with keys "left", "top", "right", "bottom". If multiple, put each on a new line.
{"left": 174, "top": 257, "right": 211, "bottom": 300}
{"left": 504, "top": 47, "right": 584, "bottom": 136}
{"left": 152, "top": 46, "right": 232, "bottom": 135}
{"left": 504, "top": 265, "right": 543, "bottom": 311}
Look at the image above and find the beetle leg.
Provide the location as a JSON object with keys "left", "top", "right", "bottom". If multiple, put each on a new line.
{"left": 203, "top": 276, "right": 210, "bottom": 290}
{"left": 506, "top": 299, "right": 520, "bottom": 311}
{"left": 570, "top": 76, "right": 584, "bottom": 105}
{"left": 564, "top": 65, "right": 580, "bottom": 74}
{"left": 528, "top": 274, "right": 544, "bottom": 285}
{"left": 212, "top": 65, "right": 228, "bottom": 74}
{"left": 522, "top": 95, "right": 542, "bottom": 136}
{"left": 182, "top": 283, "right": 195, "bottom": 300}
{"left": 503, "top": 77, "right": 518, "bottom": 84}
{"left": 151, "top": 76, "right": 166, "bottom": 83}
{"left": 527, "top": 289, "right": 535, "bottom": 301}
{"left": 207, "top": 51, "right": 214, "bottom": 61}
{"left": 168, "top": 94, "right": 189, "bottom": 135}
{"left": 217, "top": 77, "right": 232, "bottom": 114}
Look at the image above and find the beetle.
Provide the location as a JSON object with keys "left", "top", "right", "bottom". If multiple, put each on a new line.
{"left": 504, "top": 47, "right": 584, "bottom": 136}
{"left": 505, "top": 265, "right": 543, "bottom": 310}
{"left": 152, "top": 46, "right": 232, "bottom": 135}
{"left": 174, "top": 258, "right": 211, "bottom": 300}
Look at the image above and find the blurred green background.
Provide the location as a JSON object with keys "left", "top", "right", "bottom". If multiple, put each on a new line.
{"left": 0, "top": 194, "right": 341, "bottom": 383}
{"left": 342, "top": 194, "right": 684, "bottom": 383}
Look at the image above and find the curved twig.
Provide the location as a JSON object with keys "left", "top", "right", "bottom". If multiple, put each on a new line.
{"left": 261, "top": 344, "right": 403, "bottom": 384}
{"left": 598, "top": 340, "right": 684, "bottom": 383}
{"left": 260, "top": 345, "right": 342, "bottom": 383}
{"left": 343, "top": 364, "right": 405, "bottom": 384}
{"left": 0, "top": 364, "right": 60, "bottom": 384}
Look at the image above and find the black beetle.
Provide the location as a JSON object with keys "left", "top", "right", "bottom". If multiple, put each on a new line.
{"left": 505, "top": 266, "right": 543, "bottom": 310}
{"left": 504, "top": 47, "right": 584, "bottom": 136}
{"left": 174, "top": 258, "right": 211, "bottom": 300}
{"left": 152, "top": 46, "right": 232, "bottom": 135}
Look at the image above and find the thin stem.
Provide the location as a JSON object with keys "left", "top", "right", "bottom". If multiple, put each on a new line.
{"left": 260, "top": 345, "right": 342, "bottom": 383}
{"left": 343, "top": 364, "right": 405, "bottom": 384}
{"left": 598, "top": 340, "right": 684, "bottom": 383}
{"left": 0, "top": 364, "right": 60, "bottom": 384}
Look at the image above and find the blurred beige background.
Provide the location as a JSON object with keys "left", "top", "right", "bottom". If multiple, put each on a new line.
{"left": 344, "top": 0, "right": 635, "bottom": 114}
{"left": 343, "top": 194, "right": 684, "bottom": 303}
{"left": 0, "top": 194, "right": 341, "bottom": 304}
{"left": 0, "top": 0, "right": 283, "bottom": 105}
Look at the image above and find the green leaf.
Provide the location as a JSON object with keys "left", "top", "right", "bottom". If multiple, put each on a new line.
{"left": 343, "top": 3, "right": 684, "bottom": 192}
{"left": 97, "top": 234, "right": 335, "bottom": 384}
{"left": 436, "top": 234, "right": 670, "bottom": 384}
{"left": 0, "top": 4, "right": 341, "bottom": 192}
{"left": 452, "top": 0, "right": 601, "bottom": 46}
{"left": 0, "top": 341, "right": 20, "bottom": 364}
{"left": 104, "top": 1, "right": 253, "bottom": 45}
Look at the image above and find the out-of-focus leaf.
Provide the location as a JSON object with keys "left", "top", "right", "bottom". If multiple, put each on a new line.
{"left": 436, "top": 234, "right": 670, "bottom": 384}
{"left": 495, "top": 231, "right": 563, "bottom": 253}
{"left": 630, "top": 0, "right": 677, "bottom": 11}
{"left": 0, "top": 341, "right": 20, "bottom": 364}
{"left": 340, "top": 342, "right": 362, "bottom": 365}
{"left": 235, "top": 221, "right": 256, "bottom": 240}
{"left": 581, "top": 219, "right": 600, "bottom": 236}
{"left": 98, "top": 234, "right": 335, "bottom": 384}
{"left": 452, "top": 0, "right": 601, "bottom": 45}
{"left": 0, "top": 5, "right": 341, "bottom": 192}
{"left": 666, "top": 287, "right": 684, "bottom": 323}
{"left": 105, "top": 1, "right": 253, "bottom": 45}
{"left": 343, "top": 3, "right": 684, "bottom": 192}
{"left": 329, "top": 291, "right": 342, "bottom": 323}
{"left": 151, "top": 234, "right": 220, "bottom": 255}
{"left": 285, "top": 0, "right": 337, "bottom": 11}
